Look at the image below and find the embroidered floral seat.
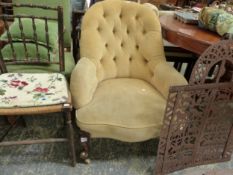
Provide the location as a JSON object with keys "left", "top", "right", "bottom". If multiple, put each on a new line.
{"left": 0, "top": 73, "right": 69, "bottom": 108}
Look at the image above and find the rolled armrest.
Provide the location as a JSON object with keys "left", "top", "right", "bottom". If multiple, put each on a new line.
{"left": 151, "top": 61, "right": 188, "bottom": 99}
{"left": 70, "top": 57, "right": 98, "bottom": 108}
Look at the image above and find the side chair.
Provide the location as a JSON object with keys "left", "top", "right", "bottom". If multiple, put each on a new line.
{"left": 0, "top": 3, "right": 76, "bottom": 166}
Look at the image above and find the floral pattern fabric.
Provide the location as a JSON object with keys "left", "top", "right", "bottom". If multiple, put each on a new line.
{"left": 0, "top": 73, "right": 69, "bottom": 108}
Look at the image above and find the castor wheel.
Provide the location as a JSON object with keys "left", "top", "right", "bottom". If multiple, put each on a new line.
{"left": 80, "top": 151, "right": 88, "bottom": 159}
{"left": 80, "top": 151, "right": 91, "bottom": 164}
{"left": 84, "top": 158, "right": 91, "bottom": 164}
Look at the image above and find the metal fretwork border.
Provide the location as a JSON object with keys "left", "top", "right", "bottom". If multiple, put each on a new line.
{"left": 155, "top": 39, "right": 233, "bottom": 175}
{"left": 155, "top": 82, "right": 233, "bottom": 174}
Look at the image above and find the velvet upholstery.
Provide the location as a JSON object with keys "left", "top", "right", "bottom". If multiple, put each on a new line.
{"left": 6, "top": 52, "right": 75, "bottom": 77}
{"left": 1, "top": 43, "right": 56, "bottom": 61}
{"left": 76, "top": 78, "right": 166, "bottom": 142}
{"left": 12, "top": 0, "right": 71, "bottom": 47}
{"left": 2, "top": 1, "right": 75, "bottom": 77}
{"left": 1, "top": 19, "right": 58, "bottom": 48}
{"left": 70, "top": 0, "right": 187, "bottom": 142}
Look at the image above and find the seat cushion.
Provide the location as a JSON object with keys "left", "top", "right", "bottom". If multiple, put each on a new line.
{"left": 0, "top": 73, "right": 68, "bottom": 108}
{"left": 76, "top": 78, "right": 166, "bottom": 142}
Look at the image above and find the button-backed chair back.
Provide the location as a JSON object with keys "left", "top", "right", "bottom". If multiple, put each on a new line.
{"left": 0, "top": 3, "right": 76, "bottom": 166}
{"left": 156, "top": 39, "right": 233, "bottom": 174}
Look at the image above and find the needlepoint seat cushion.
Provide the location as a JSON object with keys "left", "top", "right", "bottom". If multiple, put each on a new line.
{"left": 0, "top": 73, "right": 69, "bottom": 108}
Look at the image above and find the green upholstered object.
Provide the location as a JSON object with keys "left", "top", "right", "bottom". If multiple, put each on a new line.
{"left": 1, "top": 19, "right": 58, "bottom": 49}
{"left": 6, "top": 52, "right": 75, "bottom": 77}
{"left": 199, "top": 7, "right": 233, "bottom": 36}
{"left": 12, "top": 0, "right": 71, "bottom": 48}
{"left": 1, "top": 43, "right": 57, "bottom": 61}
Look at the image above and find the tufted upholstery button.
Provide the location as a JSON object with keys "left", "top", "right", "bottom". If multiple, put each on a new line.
{"left": 113, "top": 28, "right": 116, "bottom": 34}
{"left": 150, "top": 71, "right": 154, "bottom": 76}
{"left": 135, "top": 45, "right": 139, "bottom": 50}
{"left": 126, "top": 29, "right": 129, "bottom": 34}
{"left": 144, "top": 59, "right": 148, "bottom": 63}
{"left": 121, "top": 42, "right": 124, "bottom": 47}
{"left": 105, "top": 43, "right": 108, "bottom": 48}
{"left": 113, "top": 56, "right": 117, "bottom": 61}
{"left": 119, "top": 13, "right": 122, "bottom": 18}
{"left": 135, "top": 15, "right": 139, "bottom": 20}
{"left": 142, "top": 29, "right": 146, "bottom": 34}
{"left": 129, "top": 57, "right": 132, "bottom": 61}
{"left": 97, "top": 27, "right": 101, "bottom": 31}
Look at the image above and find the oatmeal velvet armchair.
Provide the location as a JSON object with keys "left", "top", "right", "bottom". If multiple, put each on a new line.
{"left": 70, "top": 0, "right": 187, "bottom": 162}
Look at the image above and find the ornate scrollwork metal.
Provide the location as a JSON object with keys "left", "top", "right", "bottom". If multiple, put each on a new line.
{"left": 189, "top": 40, "right": 233, "bottom": 84}
{"left": 156, "top": 40, "right": 233, "bottom": 175}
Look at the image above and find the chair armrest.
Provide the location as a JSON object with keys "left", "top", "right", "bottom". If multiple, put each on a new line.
{"left": 143, "top": 3, "right": 159, "bottom": 16}
{"left": 70, "top": 57, "right": 98, "bottom": 108}
{"left": 151, "top": 61, "right": 188, "bottom": 99}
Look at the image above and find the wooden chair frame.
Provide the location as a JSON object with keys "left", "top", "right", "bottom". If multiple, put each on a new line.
{"left": 0, "top": 2, "right": 65, "bottom": 72}
{"left": 0, "top": 2, "right": 76, "bottom": 166}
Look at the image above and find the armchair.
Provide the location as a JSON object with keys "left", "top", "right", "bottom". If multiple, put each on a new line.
{"left": 70, "top": 0, "right": 187, "bottom": 162}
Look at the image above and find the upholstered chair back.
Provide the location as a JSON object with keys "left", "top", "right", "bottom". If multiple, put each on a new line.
{"left": 12, "top": 0, "right": 71, "bottom": 47}
{"left": 80, "top": 0, "right": 165, "bottom": 82}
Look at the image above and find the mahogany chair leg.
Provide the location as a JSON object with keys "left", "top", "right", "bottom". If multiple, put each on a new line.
{"left": 79, "top": 130, "right": 91, "bottom": 164}
{"left": 64, "top": 108, "right": 76, "bottom": 167}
